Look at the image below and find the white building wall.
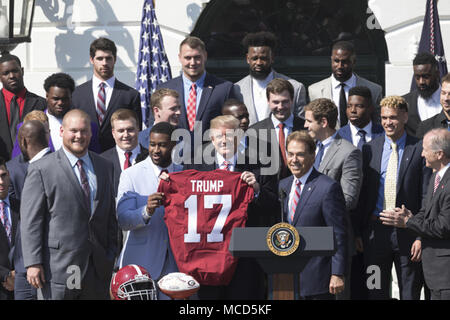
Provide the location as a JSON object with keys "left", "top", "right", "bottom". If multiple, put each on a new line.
{"left": 369, "top": 0, "right": 450, "bottom": 95}
{"left": 8, "top": 1, "right": 450, "bottom": 101}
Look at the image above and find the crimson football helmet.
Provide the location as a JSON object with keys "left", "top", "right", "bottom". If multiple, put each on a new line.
{"left": 110, "top": 264, "right": 157, "bottom": 300}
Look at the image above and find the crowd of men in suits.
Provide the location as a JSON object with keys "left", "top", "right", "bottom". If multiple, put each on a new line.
{"left": 0, "top": 31, "right": 449, "bottom": 300}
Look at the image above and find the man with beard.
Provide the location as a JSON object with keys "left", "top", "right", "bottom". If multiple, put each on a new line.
{"left": 417, "top": 73, "right": 450, "bottom": 138}
{"left": 403, "top": 52, "right": 442, "bottom": 137}
{"left": 233, "top": 31, "right": 307, "bottom": 125}
{"left": 308, "top": 41, "right": 383, "bottom": 129}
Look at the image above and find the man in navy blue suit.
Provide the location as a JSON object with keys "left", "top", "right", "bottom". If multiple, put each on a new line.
{"left": 72, "top": 38, "right": 141, "bottom": 152}
{"left": 338, "top": 86, "right": 384, "bottom": 150}
{"left": 156, "top": 36, "right": 235, "bottom": 155}
{"left": 357, "top": 96, "right": 431, "bottom": 300}
{"left": 278, "top": 130, "right": 347, "bottom": 300}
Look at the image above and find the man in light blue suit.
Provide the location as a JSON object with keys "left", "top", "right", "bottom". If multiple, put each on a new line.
{"left": 116, "top": 122, "right": 181, "bottom": 300}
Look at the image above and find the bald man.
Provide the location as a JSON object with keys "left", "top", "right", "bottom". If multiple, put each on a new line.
{"left": 20, "top": 109, "right": 118, "bottom": 300}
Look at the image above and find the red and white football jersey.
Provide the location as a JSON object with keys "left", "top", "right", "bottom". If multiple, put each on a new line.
{"left": 158, "top": 169, "right": 254, "bottom": 286}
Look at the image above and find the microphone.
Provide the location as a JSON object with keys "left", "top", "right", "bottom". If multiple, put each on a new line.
{"left": 279, "top": 189, "right": 287, "bottom": 223}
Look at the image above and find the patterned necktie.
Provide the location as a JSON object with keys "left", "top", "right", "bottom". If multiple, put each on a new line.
{"left": 96, "top": 82, "right": 106, "bottom": 125}
{"left": 339, "top": 83, "right": 348, "bottom": 126}
{"left": 384, "top": 142, "right": 398, "bottom": 210}
{"left": 222, "top": 160, "right": 230, "bottom": 171}
{"left": 9, "top": 95, "right": 20, "bottom": 144}
{"left": 356, "top": 129, "right": 367, "bottom": 150}
{"left": 289, "top": 179, "right": 301, "bottom": 224}
{"left": 76, "top": 159, "right": 91, "bottom": 212}
{"left": 277, "top": 123, "right": 288, "bottom": 167}
{"left": 0, "top": 201, "right": 11, "bottom": 245}
{"left": 433, "top": 173, "right": 441, "bottom": 195}
{"left": 314, "top": 141, "right": 325, "bottom": 169}
{"left": 187, "top": 83, "right": 197, "bottom": 131}
{"left": 124, "top": 151, "right": 132, "bottom": 170}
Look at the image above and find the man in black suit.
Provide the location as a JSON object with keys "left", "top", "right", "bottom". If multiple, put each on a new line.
{"left": 0, "top": 157, "right": 19, "bottom": 300}
{"left": 403, "top": 52, "right": 442, "bottom": 137}
{"left": 417, "top": 73, "right": 450, "bottom": 138}
{"left": 6, "top": 121, "right": 50, "bottom": 300}
{"left": 100, "top": 109, "right": 147, "bottom": 196}
{"left": 156, "top": 36, "right": 235, "bottom": 152}
{"left": 358, "top": 96, "right": 431, "bottom": 300}
{"left": 248, "top": 78, "right": 305, "bottom": 182}
{"left": 184, "top": 115, "right": 278, "bottom": 299}
{"left": 0, "top": 54, "right": 46, "bottom": 160}
{"left": 380, "top": 128, "right": 450, "bottom": 300}
{"left": 72, "top": 37, "right": 141, "bottom": 152}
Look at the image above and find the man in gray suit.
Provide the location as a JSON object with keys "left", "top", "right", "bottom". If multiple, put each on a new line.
{"left": 233, "top": 31, "right": 307, "bottom": 125}
{"left": 304, "top": 98, "right": 363, "bottom": 299}
{"left": 308, "top": 41, "right": 383, "bottom": 128}
{"left": 20, "top": 109, "right": 118, "bottom": 300}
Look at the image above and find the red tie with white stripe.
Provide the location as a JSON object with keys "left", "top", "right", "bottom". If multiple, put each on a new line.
{"left": 289, "top": 179, "right": 301, "bottom": 224}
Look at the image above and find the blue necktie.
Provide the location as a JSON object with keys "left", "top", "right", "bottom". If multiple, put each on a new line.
{"left": 314, "top": 141, "right": 324, "bottom": 169}
{"left": 356, "top": 129, "right": 367, "bottom": 150}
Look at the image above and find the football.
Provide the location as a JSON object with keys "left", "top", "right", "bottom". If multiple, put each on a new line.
{"left": 158, "top": 272, "right": 200, "bottom": 299}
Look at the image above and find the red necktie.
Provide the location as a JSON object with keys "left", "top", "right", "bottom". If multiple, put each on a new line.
{"left": 96, "top": 82, "right": 106, "bottom": 125}
{"left": 289, "top": 180, "right": 301, "bottom": 223}
{"left": 433, "top": 174, "right": 441, "bottom": 195}
{"left": 124, "top": 151, "right": 132, "bottom": 170}
{"left": 187, "top": 83, "right": 197, "bottom": 131}
{"left": 278, "top": 123, "right": 287, "bottom": 167}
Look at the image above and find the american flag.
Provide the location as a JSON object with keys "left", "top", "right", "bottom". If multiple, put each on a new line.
{"left": 411, "top": 0, "right": 448, "bottom": 91}
{"left": 136, "top": 0, "right": 172, "bottom": 128}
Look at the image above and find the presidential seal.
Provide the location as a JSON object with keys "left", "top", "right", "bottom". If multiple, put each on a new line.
{"left": 266, "top": 222, "right": 300, "bottom": 256}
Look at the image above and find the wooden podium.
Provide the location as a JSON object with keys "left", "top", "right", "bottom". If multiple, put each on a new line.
{"left": 229, "top": 226, "right": 335, "bottom": 300}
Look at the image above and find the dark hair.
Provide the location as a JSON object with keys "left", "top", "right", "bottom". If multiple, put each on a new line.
{"left": 20, "top": 120, "right": 48, "bottom": 149}
{"left": 150, "top": 121, "right": 175, "bottom": 137}
{"left": 43, "top": 73, "right": 75, "bottom": 93}
{"left": 242, "top": 31, "right": 277, "bottom": 50}
{"left": 0, "top": 156, "right": 6, "bottom": 169}
{"left": 90, "top": 37, "right": 117, "bottom": 59}
{"left": 332, "top": 41, "right": 355, "bottom": 56}
{"left": 266, "top": 78, "right": 294, "bottom": 101}
{"left": 0, "top": 54, "right": 21, "bottom": 67}
{"left": 348, "top": 86, "right": 372, "bottom": 103}
{"left": 222, "top": 99, "right": 247, "bottom": 113}
{"left": 413, "top": 52, "right": 438, "bottom": 68}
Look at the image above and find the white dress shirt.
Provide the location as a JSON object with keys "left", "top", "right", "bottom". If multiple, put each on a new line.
{"left": 331, "top": 73, "right": 357, "bottom": 123}
{"left": 29, "top": 147, "right": 51, "bottom": 164}
{"left": 288, "top": 166, "right": 313, "bottom": 214}
{"left": 92, "top": 75, "right": 115, "bottom": 111}
{"left": 116, "top": 144, "right": 141, "bottom": 171}
{"left": 252, "top": 71, "right": 274, "bottom": 122}
{"left": 46, "top": 111, "right": 63, "bottom": 150}
{"left": 417, "top": 86, "right": 442, "bottom": 121}
{"left": 348, "top": 121, "right": 374, "bottom": 147}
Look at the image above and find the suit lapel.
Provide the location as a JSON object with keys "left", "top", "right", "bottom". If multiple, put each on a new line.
{"left": 9, "top": 198, "right": 20, "bottom": 248}
{"left": 427, "top": 169, "right": 450, "bottom": 216}
{"left": 319, "top": 136, "right": 341, "bottom": 171}
{"left": 104, "top": 81, "right": 124, "bottom": 129}
{"left": 241, "top": 76, "right": 258, "bottom": 125}
{"left": 292, "top": 169, "right": 319, "bottom": 226}
{"left": 322, "top": 77, "right": 332, "bottom": 99}
{"left": 57, "top": 149, "right": 90, "bottom": 214}
{"left": 175, "top": 77, "right": 189, "bottom": 130}
{"left": 196, "top": 73, "right": 214, "bottom": 122}
{"left": 338, "top": 125, "right": 352, "bottom": 143}
{"left": 396, "top": 136, "right": 416, "bottom": 194}
{"left": 90, "top": 152, "right": 102, "bottom": 218}
{"left": 280, "top": 176, "right": 294, "bottom": 222}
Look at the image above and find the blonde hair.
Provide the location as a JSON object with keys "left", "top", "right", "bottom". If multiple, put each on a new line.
{"left": 23, "top": 110, "right": 49, "bottom": 124}
{"left": 210, "top": 115, "right": 240, "bottom": 130}
{"left": 380, "top": 96, "right": 408, "bottom": 112}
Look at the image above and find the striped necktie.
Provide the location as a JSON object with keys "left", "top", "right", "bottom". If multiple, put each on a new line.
{"left": 76, "top": 159, "right": 91, "bottom": 213}
{"left": 96, "top": 82, "right": 106, "bottom": 125}
{"left": 289, "top": 179, "right": 301, "bottom": 224}
{"left": 0, "top": 201, "right": 11, "bottom": 245}
{"left": 433, "top": 173, "right": 441, "bottom": 195}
